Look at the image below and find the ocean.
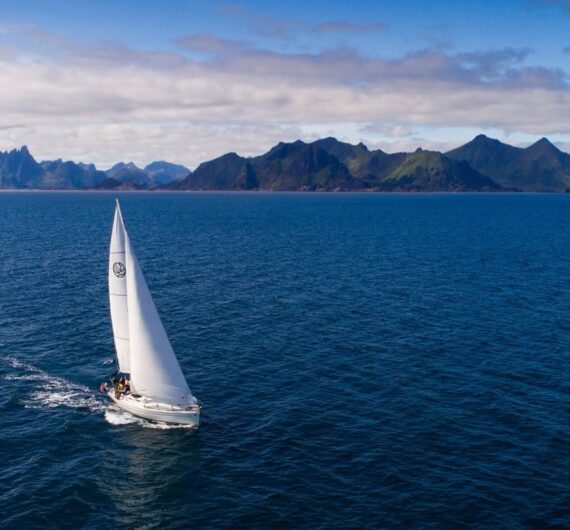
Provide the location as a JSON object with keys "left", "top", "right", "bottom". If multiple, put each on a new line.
{"left": 1, "top": 191, "right": 570, "bottom": 528}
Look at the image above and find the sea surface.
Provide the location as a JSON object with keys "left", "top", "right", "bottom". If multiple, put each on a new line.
{"left": 1, "top": 191, "right": 570, "bottom": 529}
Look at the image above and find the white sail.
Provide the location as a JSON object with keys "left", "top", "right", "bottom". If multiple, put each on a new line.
{"left": 109, "top": 201, "right": 130, "bottom": 373}
{"left": 124, "top": 219, "right": 195, "bottom": 406}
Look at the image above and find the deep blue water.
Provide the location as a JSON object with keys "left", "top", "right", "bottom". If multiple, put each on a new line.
{"left": 1, "top": 191, "right": 570, "bottom": 529}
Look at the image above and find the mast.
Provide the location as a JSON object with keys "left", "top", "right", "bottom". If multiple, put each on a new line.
{"left": 109, "top": 200, "right": 131, "bottom": 373}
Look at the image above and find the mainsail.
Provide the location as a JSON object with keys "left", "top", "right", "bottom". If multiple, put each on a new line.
{"left": 109, "top": 202, "right": 130, "bottom": 373}
{"left": 113, "top": 202, "right": 195, "bottom": 406}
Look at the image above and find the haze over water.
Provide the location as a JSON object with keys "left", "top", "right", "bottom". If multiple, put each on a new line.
{"left": 1, "top": 192, "right": 570, "bottom": 528}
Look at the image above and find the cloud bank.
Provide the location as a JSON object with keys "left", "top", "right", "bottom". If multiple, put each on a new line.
{"left": 0, "top": 25, "right": 568, "bottom": 167}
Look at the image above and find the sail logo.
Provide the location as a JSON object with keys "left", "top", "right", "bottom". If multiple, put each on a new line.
{"left": 113, "top": 262, "right": 126, "bottom": 278}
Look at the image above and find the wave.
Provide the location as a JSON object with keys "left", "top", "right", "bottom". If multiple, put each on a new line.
{"left": 4, "top": 356, "right": 105, "bottom": 412}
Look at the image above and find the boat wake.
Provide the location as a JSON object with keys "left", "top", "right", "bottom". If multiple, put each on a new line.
{"left": 104, "top": 406, "right": 139, "bottom": 425}
{"left": 3, "top": 357, "right": 196, "bottom": 428}
{"left": 104, "top": 404, "right": 198, "bottom": 429}
{"left": 4, "top": 356, "right": 105, "bottom": 412}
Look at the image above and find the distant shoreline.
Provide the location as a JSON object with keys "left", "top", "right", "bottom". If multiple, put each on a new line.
{"left": 1, "top": 189, "right": 565, "bottom": 194}
{"left": 4, "top": 136, "right": 570, "bottom": 192}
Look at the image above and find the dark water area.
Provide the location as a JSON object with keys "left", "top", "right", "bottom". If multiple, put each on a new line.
{"left": 1, "top": 191, "right": 570, "bottom": 529}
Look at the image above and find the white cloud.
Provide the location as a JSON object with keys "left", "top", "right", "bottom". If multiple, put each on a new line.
{"left": 0, "top": 27, "right": 569, "bottom": 166}
{"left": 0, "top": 121, "right": 306, "bottom": 170}
{"left": 366, "top": 138, "right": 461, "bottom": 154}
{"left": 361, "top": 124, "right": 413, "bottom": 137}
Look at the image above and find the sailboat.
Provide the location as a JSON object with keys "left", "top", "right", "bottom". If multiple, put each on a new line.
{"left": 103, "top": 199, "right": 200, "bottom": 426}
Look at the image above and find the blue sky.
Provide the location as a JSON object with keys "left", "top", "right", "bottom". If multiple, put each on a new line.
{"left": 0, "top": 0, "right": 569, "bottom": 167}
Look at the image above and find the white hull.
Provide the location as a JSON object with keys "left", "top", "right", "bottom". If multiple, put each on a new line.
{"left": 108, "top": 390, "right": 200, "bottom": 426}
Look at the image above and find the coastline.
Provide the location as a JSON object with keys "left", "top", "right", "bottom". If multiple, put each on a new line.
{"left": 0, "top": 188, "right": 560, "bottom": 194}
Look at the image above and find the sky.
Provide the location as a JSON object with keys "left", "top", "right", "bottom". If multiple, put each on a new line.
{"left": 0, "top": 0, "right": 570, "bottom": 169}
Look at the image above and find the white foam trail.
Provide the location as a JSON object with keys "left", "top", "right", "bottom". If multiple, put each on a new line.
{"left": 5, "top": 356, "right": 105, "bottom": 412}
{"left": 102, "top": 358, "right": 115, "bottom": 366}
{"left": 4, "top": 374, "right": 46, "bottom": 382}
{"left": 27, "top": 389, "right": 105, "bottom": 411}
{"left": 6, "top": 356, "right": 43, "bottom": 373}
{"left": 105, "top": 406, "right": 139, "bottom": 425}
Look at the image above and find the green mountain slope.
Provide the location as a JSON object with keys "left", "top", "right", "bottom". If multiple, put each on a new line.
{"left": 312, "top": 137, "right": 403, "bottom": 185}
{"left": 381, "top": 149, "right": 500, "bottom": 191}
{"left": 5, "top": 135, "right": 570, "bottom": 191}
{"left": 447, "top": 135, "right": 570, "bottom": 191}
{"left": 171, "top": 138, "right": 500, "bottom": 191}
{"left": 173, "top": 153, "right": 257, "bottom": 190}
{"left": 251, "top": 140, "right": 357, "bottom": 190}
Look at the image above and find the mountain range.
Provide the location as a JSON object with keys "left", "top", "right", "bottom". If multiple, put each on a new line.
{"left": 2, "top": 135, "right": 570, "bottom": 192}
{"left": 0, "top": 147, "right": 189, "bottom": 190}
